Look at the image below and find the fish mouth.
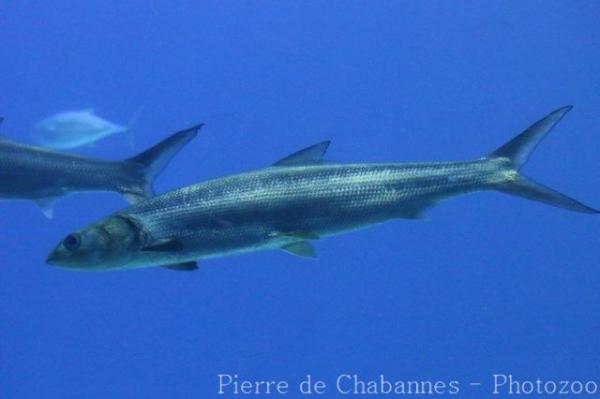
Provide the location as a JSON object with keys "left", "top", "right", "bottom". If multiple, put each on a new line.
{"left": 46, "top": 252, "right": 58, "bottom": 265}
{"left": 45, "top": 252, "right": 84, "bottom": 270}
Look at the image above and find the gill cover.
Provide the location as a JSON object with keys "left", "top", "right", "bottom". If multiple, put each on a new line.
{"left": 46, "top": 214, "right": 144, "bottom": 270}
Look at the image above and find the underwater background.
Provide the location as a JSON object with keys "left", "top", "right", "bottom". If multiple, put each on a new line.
{"left": 1, "top": 1, "right": 599, "bottom": 398}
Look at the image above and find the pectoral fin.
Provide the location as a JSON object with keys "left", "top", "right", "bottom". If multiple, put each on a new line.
{"left": 142, "top": 238, "right": 183, "bottom": 252}
{"left": 269, "top": 231, "right": 320, "bottom": 240}
{"left": 281, "top": 241, "right": 317, "bottom": 258}
{"left": 161, "top": 261, "right": 198, "bottom": 271}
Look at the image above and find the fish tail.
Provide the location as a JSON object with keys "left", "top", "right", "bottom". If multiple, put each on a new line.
{"left": 119, "top": 124, "right": 203, "bottom": 204}
{"left": 488, "top": 106, "right": 598, "bottom": 214}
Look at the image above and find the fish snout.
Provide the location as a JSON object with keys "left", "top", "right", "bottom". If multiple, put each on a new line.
{"left": 46, "top": 242, "right": 71, "bottom": 267}
{"left": 46, "top": 250, "right": 60, "bottom": 265}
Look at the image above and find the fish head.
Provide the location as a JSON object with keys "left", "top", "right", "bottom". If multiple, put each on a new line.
{"left": 46, "top": 214, "right": 143, "bottom": 270}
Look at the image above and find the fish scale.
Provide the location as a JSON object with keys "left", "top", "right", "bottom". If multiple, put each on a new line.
{"left": 125, "top": 161, "right": 498, "bottom": 250}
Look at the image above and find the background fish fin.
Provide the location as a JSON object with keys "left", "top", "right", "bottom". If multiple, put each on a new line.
{"left": 272, "top": 141, "right": 330, "bottom": 166}
{"left": 142, "top": 238, "right": 184, "bottom": 252}
{"left": 161, "top": 262, "right": 198, "bottom": 271}
{"left": 35, "top": 198, "right": 57, "bottom": 219}
{"left": 281, "top": 241, "right": 317, "bottom": 258}
{"left": 118, "top": 124, "right": 202, "bottom": 202}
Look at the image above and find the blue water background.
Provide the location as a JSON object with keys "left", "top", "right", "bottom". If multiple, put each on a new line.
{"left": 1, "top": 2, "right": 599, "bottom": 397}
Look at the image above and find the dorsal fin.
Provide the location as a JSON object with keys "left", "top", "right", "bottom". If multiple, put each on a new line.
{"left": 273, "top": 141, "right": 330, "bottom": 166}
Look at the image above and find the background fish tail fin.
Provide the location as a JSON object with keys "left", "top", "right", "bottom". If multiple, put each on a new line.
{"left": 119, "top": 124, "right": 202, "bottom": 204}
{"left": 488, "top": 106, "right": 598, "bottom": 214}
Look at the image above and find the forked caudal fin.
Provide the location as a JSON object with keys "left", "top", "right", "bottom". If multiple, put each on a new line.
{"left": 488, "top": 106, "right": 598, "bottom": 214}
{"left": 119, "top": 124, "right": 203, "bottom": 204}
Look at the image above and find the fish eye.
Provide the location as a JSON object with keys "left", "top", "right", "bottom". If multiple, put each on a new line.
{"left": 63, "top": 234, "right": 81, "bottom": 251}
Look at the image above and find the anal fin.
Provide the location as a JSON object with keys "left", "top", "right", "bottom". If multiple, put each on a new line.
{"left": 397, "top": 207, "right": 428, "bottom": 220}
{"left": 161, "top": 261, "right": 198, "bottom": 271}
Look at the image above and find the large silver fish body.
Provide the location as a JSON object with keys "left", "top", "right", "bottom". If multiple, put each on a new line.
{"left": 47, "top": 107, "right": 598, "bottom": 271}
{"left": 1, "top": 124, "right": 201, "bottom": 218}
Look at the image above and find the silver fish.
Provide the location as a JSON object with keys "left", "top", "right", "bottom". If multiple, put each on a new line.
{"left": 32, "top": 109, "right": 140, "bottom": 149}
{"left": 47, "top": 107, "right": 597, "bottom": 271}
{"left": 1, "top": 123, "right": 201, "bottom": 218}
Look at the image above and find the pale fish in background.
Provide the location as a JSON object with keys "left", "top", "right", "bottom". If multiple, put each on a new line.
{"left": 32, "top": 108, "right": 141, "bottom": 149}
